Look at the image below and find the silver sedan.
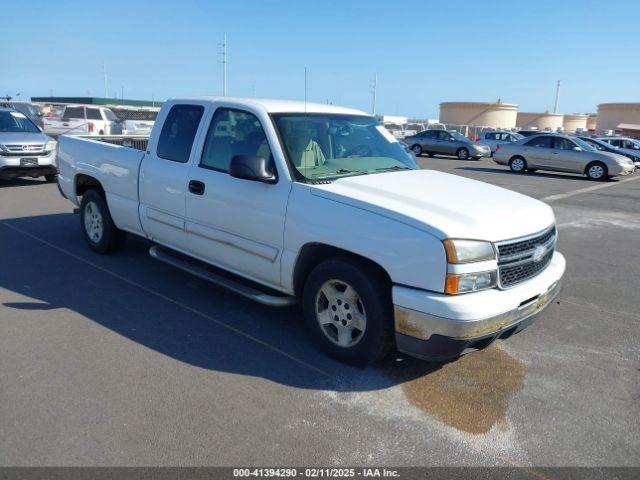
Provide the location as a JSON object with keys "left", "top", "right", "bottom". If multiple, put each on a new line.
{"left": 492, "top": 134, "right": 635, "bottom": 180}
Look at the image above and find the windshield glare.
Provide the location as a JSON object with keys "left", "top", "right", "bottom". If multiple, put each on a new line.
{"left": 449, "top": 131, "right": 470, "bottom": 142}
{"left": 0, "top": 111, "right": 40, "bottom": 133}
{"left": 573, "top": 137, "right": 597, "bottom": 152}
{"left": 273, "top": 114, "right": 418, "bottom": 180}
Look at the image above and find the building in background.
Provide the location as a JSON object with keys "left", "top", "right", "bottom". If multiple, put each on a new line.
{"left": 586, "top": 114, "right": 597, "bottom": 131}
{"left": 439, "top": 101, "right": 518, "bottom": 129}
{"left": 596, "top": 103, "right": 640, "bottom": 133}
{"left": 562, "top": 114, "right": 588, "bottom": 133}
{"left": 516, "top": 111, "right": 564, "bottom": 131}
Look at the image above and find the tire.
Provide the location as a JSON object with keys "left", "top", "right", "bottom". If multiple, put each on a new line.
{"left": 44, "top": 174, "right": 57, "bottom": 183}
{"left": 411, "top": 144, "right": 422, "bottom": 156}
{"left": 585, "top": 161, "right": 608, "bottom": 181}
{"left": 509, "top": 156, "right": 527, "bottom": 173}
{"left": 456, "top": 148, "right": 469, "bottom": 160}
{"left": 80, "top": 189, "right": 126, "bottom": 254}
{"left": 302, "top": 258, "right": 394, "bottom": 365}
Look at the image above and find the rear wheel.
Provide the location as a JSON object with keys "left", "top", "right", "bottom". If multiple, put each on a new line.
{"left": 411, "top": 144, "right": 422, "bottom": 156}
{"left": 302, "top": 258, "right": 394, "bottom": 365}
{"left": 509, "top": 156, "right": 527, "bottom": 173}
{"left": 80, "top": 189, "right": 126, "bottom": 254}
{"left": 586, "top": 161, "right": 608, "bottom": 181}
{"left": 456, "top": 148, "right": 470, "bottom": 160}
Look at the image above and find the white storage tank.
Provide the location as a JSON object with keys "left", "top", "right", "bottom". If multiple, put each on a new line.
{"left": 439, "top": 101, "right": 517, "bottom": 129}
{"left": 596, "top": 103, "right": 640, "bottom": 132}
{"left": 516, "top": 112, "right": 564, "bottom": 131}
{"left": 562, "top": 114, "right": 588, "bottom": 133}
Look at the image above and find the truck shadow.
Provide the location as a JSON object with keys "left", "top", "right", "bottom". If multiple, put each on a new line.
{"left": 0, "top": 212, "right": 443, "bottom": 393}
{"left": 0, "top": 178, "right": 47, "bottom": 188}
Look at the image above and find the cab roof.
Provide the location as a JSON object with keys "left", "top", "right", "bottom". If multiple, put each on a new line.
{"left": 169, "top": 96, "right": 369, "bottom": 116}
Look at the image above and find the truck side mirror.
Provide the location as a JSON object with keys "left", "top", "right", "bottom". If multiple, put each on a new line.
{"left": 229, "top": 155, "right": 276, "bottom": 184}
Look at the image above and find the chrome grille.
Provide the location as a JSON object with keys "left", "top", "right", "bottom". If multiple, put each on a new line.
{"left": 497, "top": 226, "right": 556, "bottom": 288}
{"left": 6, "top": 144, "right": 45, "bottom": 153}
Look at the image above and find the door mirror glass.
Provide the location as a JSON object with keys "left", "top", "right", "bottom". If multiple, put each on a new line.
{"left": 229, "top": 155, "right": 276, "bottom": 183}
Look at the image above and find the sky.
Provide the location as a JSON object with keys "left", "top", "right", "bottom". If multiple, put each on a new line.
{"left": 2, "top": 0, "right": 639, "bottom": 118}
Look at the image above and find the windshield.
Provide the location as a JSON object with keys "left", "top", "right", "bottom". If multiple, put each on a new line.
{"left": 103, "top": 109, "right": 118, "bottom": 122}
{"left": 449, "top": 131, "right": 470, "bottom": 142}
{"left": 0, "top": 111, "right": 40, "bottom": 133}
{"left": 273, "top": 113, "right": 418, "bottom": 181}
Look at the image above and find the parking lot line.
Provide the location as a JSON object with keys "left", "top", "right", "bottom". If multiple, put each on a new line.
{"left": 542, "top": 175, "right": 640, "bottom": 203}
{"left": 0, "top": 219, "right": 337, "bottom": 381}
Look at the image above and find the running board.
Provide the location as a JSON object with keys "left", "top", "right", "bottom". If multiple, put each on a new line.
{"left": 149, "top": 245, "right": 297, "bottom": 307}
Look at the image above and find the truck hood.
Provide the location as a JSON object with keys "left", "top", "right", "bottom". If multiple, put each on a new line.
{"left": 310, "top": 170, "right": 555, "bottom": 242}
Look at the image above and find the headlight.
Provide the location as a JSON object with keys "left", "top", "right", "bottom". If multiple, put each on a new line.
{"left": 443, "top": 239, "right": 495, "bottom": 264}
{"left": 445, "top": 271, "right": 498, "bottom": 294}
{"left": 45, "top": 140, "right": 57, "bottom": 152}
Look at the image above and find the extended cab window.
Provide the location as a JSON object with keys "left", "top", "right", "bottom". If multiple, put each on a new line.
{"left": 157, "top": 105, "right": 204, "bottom": 163}
{"left": 525, "top": 136, "right": 552, "bottom": 148}
{"left": 200, "top": 108, "right": 272, "bottom": 173}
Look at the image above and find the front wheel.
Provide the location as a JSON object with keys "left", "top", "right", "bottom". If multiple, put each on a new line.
{"left": 411, "top": 144, "right": 423, "bottom": 156}
{"left": 509, "top": 156, "right": 527, "bottom": 173}
{"left": 80, "top": 189, "right": 126, "bottom": 254}
{"left": 302, "top": 258, "right": 394, "bottom": 365}
{"left": 586, "top": 161, "right": 608, "bottom": 181}
{"left": 456, "top": 148, "right": 470, "bottom": 160}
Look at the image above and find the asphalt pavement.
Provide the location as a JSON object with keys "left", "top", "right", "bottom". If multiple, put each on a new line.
{"left": 1, "top": 156, "right": 638, "bottom": 467}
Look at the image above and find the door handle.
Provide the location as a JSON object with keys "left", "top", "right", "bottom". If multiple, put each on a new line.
{"left": 188, "top": 180, "right": 205, "bottom": 195}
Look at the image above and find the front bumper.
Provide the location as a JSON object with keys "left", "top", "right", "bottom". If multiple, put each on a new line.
{"left": 393, "top": 251, "right": 565, "bottom": 361}
{"left": 0, "top": 153, "right": 57, "bottom": 179}
{"left": 609, "top": 163, "right": 635, "bottom": 176}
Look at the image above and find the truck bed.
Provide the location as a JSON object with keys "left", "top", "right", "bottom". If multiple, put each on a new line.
{"left": 57, "top": 135, "right": 147, "bottom": 235}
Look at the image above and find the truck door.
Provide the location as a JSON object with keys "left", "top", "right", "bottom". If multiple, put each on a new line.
{"left": 185, "top": 107, "right": 290, "bottom": 287}
{"left": 139, "top": 103, "right": 205, "bottom": 250}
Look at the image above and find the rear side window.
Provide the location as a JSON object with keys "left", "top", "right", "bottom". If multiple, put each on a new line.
{"left": 86, "top": 108, "right": 102, "bottom": 120}
{"left": 525, "top": 136, "right": 552, "bottom": 148}
{"left": 485, "top": 132, "right": 496, "bottom": 140}
{"left": 157, "top": 105, "right": 204, "bottom": 163}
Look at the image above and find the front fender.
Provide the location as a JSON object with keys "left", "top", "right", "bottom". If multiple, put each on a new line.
{"left": 282, "top": 184, "right": 447, "bottom": 293}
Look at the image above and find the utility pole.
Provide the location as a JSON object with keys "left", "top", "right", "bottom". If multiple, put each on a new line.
{"left": 121, "top": 86, "right": 124, "bottom": 101}
{"left": 102, "top": 62, "right": 108, "bottom": 98}
{"left": 371, "top": 73, "right": 378, "bottom": 116}
{"left": 219, "top": 33, "right": 228, "bottom": 96}
{"left": 553, "top": 80, "right": 561, "bottom": 113}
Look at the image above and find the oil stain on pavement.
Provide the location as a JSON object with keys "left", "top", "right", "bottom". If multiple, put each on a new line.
{"left": 383, "top": 346, "right": 526, "bottom": 434}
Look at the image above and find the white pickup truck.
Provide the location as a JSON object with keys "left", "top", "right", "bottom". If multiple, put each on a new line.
{"left": 44, "top": 105, "right": 121, "bottom": 136}
{"left": 57, "top": 97, "right": 565, "bottom": 365}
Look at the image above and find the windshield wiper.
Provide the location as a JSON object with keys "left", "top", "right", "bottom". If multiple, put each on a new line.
{"left": 310, "top": 169, "right": 368, "bottom": 178}
{"left": 373, "top": 165, "right": 412, "bottom": 172}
